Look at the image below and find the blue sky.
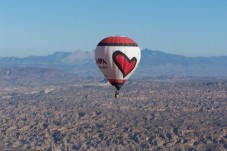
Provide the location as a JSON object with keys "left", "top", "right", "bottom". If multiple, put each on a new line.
{"left": 0, "top": 0, "right": 227, "bottom": 57}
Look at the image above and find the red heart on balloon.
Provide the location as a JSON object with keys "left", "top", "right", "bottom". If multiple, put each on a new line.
{"left": 113, "top": 51, "right": 137, "bottom": 78}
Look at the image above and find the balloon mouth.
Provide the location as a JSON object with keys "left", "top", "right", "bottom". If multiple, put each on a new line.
{"left": 108, "top": 79, "right": 126, "bottom": 90}
{"left": 112, "top": 83, "right": 123, "bottom": 90}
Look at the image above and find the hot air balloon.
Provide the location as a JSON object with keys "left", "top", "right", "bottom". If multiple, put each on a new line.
{"left": 95, "top": 36, "right": 141, "bottom": 98}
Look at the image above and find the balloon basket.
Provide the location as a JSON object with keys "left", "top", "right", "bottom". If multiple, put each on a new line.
{"left": 115, "top": 91, "right": 120, "bottom": 99}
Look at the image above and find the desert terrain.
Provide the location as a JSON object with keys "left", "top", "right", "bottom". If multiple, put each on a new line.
{"left": 0, "top": 76, "right": 227, "bottom": 150}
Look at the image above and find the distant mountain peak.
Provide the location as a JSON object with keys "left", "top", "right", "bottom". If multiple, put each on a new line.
{"left": 0, "top": 49, "right": 227, "bottom": 77}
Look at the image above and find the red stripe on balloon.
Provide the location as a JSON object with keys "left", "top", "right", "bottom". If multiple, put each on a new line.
{"left": 108, "top": 79, "right": 127, "bottom": 84}
{"left": 97, "top": 36, "right": 138, "bottom": 46}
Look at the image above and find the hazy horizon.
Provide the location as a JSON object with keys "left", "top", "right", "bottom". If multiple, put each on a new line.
{"left": 1, "top": 48, "right": 227, "bottom": 59}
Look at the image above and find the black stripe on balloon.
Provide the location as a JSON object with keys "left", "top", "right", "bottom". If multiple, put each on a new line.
{"left": 97, "top": 43, "right": 138, "bottom": 47}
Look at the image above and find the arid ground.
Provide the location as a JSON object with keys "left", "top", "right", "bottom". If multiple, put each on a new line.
{"left": 0, "top": 77, "right": 227, "bottom": 150}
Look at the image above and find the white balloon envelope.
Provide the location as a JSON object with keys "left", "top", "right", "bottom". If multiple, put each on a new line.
{"left": 95, "top": 36, "right": 141, "bottom": 97}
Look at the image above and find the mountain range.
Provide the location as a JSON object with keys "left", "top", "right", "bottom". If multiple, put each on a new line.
{"left": 0, "top": 49, "right": 227, "bottom": 77}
